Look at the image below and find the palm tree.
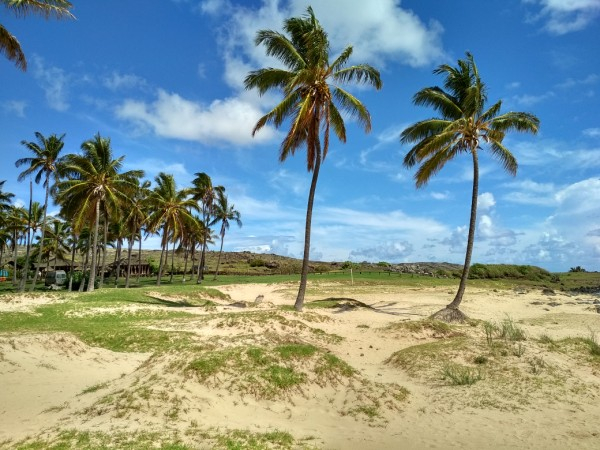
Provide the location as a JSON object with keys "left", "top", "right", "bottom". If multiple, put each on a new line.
{"left": 55, "top": 134, "right": 143, "bottom": 292}
{"left": 0, "top": 180, "right": 14, "bottom": 212}
{"left": 245, "top": 6, "right": 382, "bottom": 311}
{"left": 401, "top": 52, "right": 540, "bottom": 322}
{"left": 190, "top": 172, "right": 223, "bottom": 283}
{"left": 123, "top": 179, "right": 150, "bottom": 288}
{"left": 210, "top": 191, "right": 242, "bottom": 280}
{"left": 5, "top": 205, "right": 26, "bottom": 285}
{"left": 16, "top": 132, "right": 66, "bottom": 291}
{"left": 1, "top": 0, "right": 73, "bottom": 71}
{"left": 146, "top": 173, "right": 198, "bottom": 286}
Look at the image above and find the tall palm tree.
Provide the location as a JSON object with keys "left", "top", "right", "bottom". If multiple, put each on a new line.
{"left": 146, "top": 173, "right": 198, "bottom": 286}
{"left": 16, "top": 132, "right": 66, "bottom": 291}
{"left": 55, "top": 134, "right": 143, "bottom": 292}
{"left": 5, "top": 205, "right": 26, "bottom": 285}
{"left": 190, "top": 172, "right": 223, "bottom": 283}
{"left": 0, "top": 180, "right": 14, "bottom": 212}
{"left": 245, "top": 6, "right": 382, "bottom": 311}
{"left": 401, "top": 52, "right": 540, "bottom": 322}
{"left": 123, "top": 179, "right": 150, "bottom": 288}
{"left": 1, "top": 0, "right": 73, "bottom": 71}
{"left": 210, "top": 191, "right": 242, "bottom": 280}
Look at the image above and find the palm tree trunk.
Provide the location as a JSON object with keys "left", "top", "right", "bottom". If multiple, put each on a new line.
{"left": 137, "top": 233, "right": 142, "bottom": 284}
{"left": 169, "top": 239, "right": 175, "bottom": 283}
{"left": 79, "top": 245, "right": 89, "bottom": 292}
{"left": 213, "top": 231, "right": 225, "bottom": 280}
{"left": 68, "top": 234, "right": 77, "bottom": 291}
{"left": 125, "top": 236, "right": 133, "bottom": 288}
{"left": 99, "top": 217, "right": 108, "bottom": 288}
{"left": 12, "top": 235, "right": 18, "bottom": 285}
{"left": 87, "top": 201, "right": 100, "bottom": 292}
{"left": 156, "top": 224, "right": 168, "bottom": 286}
{"left": 114, "top": 238, "right": 122, "bottom": 287}
{"left": 182, "top": 244, "right": 189, "bottom": 283}
{"left": 29, "top": 180, "right": 49, "bottom": 292}
{"left": 20, "top": 181, "right": 33, "bottom": 292}
{"left": 294, "top": 141, "right": 322, "bottom": 312}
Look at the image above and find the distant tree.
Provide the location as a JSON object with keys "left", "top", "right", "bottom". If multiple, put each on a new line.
{"left": 210, "top": 190, "right": 242, "bottom": 280}
{"left": 401, "top": 52, "right": 540, "bottom": 322}
{"left": 56, "top": 134, "right": 143, "bottom": 291}
{"left": 0, "top": 0, "right": 73, "bottom": 70}
{"left": 16, "top": 132, "right": 66, "bottom": 291}
{"left": 569, "top": 266, "right": 586, "bottom": 273}
{"left": 245, "top": 6, "right": 382, "bottom": 311}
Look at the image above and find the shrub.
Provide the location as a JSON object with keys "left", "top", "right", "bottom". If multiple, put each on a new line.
{"left": 249, "top": 258, "right": 266, "bottom": 267}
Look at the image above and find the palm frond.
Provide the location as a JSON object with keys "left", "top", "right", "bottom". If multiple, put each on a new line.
{"left": 413, "top": 87, "right": 462, "bottom": 119}
{"left": 332, "top": 86, "right": 371, "bottom": 132}
{"left": 0, "top": 25, "right": 26, "bottom": 70}
{"left": 333, "top": 64, "right": 382, "bottom": 89}
{"left": 254, "top": 30, "right": 305, "bottom": 71}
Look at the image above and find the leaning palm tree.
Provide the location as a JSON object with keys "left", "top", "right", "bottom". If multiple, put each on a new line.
{"left": 210, "top": 191, "right": 242, "bottom": 280}
{"left": 401, "top": 52, "right": 540, "bottom": 322}
{"left": 1, "top": 0, "right": 73, "bottom": 70}
{"left": 123, "top": 179, "right": 150, "bottom": 288}
{"left": 55, "top": 134, "right": 143, "bottom": 292}
{"left": 245, "top": 6, "right": 382, "bottom": 311}
{"left": 16, "top": 132, "right": 66, "bottom": 291}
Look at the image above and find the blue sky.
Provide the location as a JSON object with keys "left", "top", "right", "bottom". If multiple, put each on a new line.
{"left": 1, "top": 0, "right": 599, "bottom": 272}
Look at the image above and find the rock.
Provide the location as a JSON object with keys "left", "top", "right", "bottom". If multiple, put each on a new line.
{"left": 542, "top": 288, "right": 556, "bottom": 296}
{"left": 254, "top": 294, "right": 264, "bottom": 305}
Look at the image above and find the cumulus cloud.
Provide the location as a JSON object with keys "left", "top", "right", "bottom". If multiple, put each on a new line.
{"left": 31, "top": 55, "right": 70, "bottom": 111}
{"left": 221, "top": 0, "right": 446, "bottom": 91}
{"left": 526, "top": 0, "right": 600, "bottom": 34}
{"left": 583, "top": 128, "right": 600, "bottom": 137}
{"left": 116, "top": 89, "right": 276, "bottom": 146}
{"left": 478, "top": 192, "right": 496, "bottom": 212}
{"left": 349, "top": 241, "right": 414, "bottom": 262}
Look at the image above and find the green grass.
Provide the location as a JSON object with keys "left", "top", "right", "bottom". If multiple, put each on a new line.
{"left": 442, "top": 363, "right": 483, "bottom": 385}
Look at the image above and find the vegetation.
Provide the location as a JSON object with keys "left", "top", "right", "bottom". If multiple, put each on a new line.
{"left": 0, "top": 0, "right": 73, "bottom": 71}
{"left": 245, "top": 6, "right": 382, "bottom": 312}
{"left": 401, "top": 52, "right": 540, "bottom": 322}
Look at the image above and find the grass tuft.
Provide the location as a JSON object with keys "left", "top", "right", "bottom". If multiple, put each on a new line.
{"left": 442, "top": 363, "right": 483, "bottom": 386}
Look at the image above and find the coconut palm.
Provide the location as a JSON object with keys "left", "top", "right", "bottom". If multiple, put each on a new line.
{"left": 1, "top": 0, "right": 73, "bottom": 71}
{"left": 0, "top": 180, "right": 14, "bottom": 212}
{"left": 210, "top": 191, "right": 242, "bottom": 280}
{"left": 146, "top": 173, "right": 198, "bottom": 286}
{"left": 245, "top": 6, "right": 382, "bottom": 311}
{"left": 16, "top": 132, "right": 66, "bottom": 291}
{"left": 401, "top": 52, "right": 540, "bottom": 322}
{"left": 190, "top": 172, "right": 223, "bottom": 283}
{"left": 55, "top": 134, "right": 143, "bottom": 291}
{"left": 5, "top": 205, "right": 26, "bottom": 285}
{"left": 123, "top": 179, "right": 150, "bottom": 288}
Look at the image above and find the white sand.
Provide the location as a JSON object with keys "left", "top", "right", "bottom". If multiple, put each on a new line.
{"left": 1, "top": 283, "right": 600, "bottom": 449}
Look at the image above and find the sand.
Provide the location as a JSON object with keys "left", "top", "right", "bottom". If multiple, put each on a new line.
{"left": 1, "top": 283, "right": 600, "bottom": 449}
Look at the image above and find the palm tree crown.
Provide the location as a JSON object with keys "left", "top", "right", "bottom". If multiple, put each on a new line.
{"left": 245, "top": 6, "right": 381, "bottom": 310}
{"left": 401, "top": 52, "right": 540, "bottom": 321}
{"left": 1, "top": 0, "right": 73, "bottom": 70}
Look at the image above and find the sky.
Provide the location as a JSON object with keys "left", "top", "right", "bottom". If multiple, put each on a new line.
{"left": 1, "top": 0, "right": 599, "bottom": 272}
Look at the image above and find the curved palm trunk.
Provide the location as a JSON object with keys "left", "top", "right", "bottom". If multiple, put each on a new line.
{"left": 433, "top": 150, "right": 479, "bottom": 322}
{"left": 12, "top": 234, "right": 18, "bottom": 285}
{"left": 294, "top": 142, "right": 322, "bottom": 312}
{"left": 87, "top": 201, "right": 100, "bottom": 292}
{"left": 29, "top": 180, "right": 49, "bottom": 292}
{"left": 213, "top": 230, "right": 225, "bottom": 280}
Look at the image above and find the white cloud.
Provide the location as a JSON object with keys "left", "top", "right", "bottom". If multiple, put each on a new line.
{"left": 503, "top": 179, "right": 557, "bottom": 206}
{"left": 511, "top": 91, "right": 555, "bottom": 106}
{"left": 350, "top": 241, "right": 414, "bottom": 262}
{"left": 526, "top": 0, "right": 600, "bottom": 34}
{"left": 583, "top": 127, "right": 600, "bottom": 138}
{"left": 1, "top": 100, "right": 27, "bottom": 118}
{"left": 32, "top": 55, "right": 70, "bottom": 111}
{"left": 103, "top": 72, "right": 147, "bottom": 91}
{"left": 478, "top": 192, "right": 496, "bottom": 212}
{"left": 116, "top": 89, "right": 276, "bottom": 146}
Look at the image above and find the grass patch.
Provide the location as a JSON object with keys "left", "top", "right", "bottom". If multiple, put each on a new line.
{"left": 442, "top": 363, "right": 483, "bottom": 385}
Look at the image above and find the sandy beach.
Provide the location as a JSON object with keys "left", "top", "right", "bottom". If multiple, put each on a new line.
{"left": 1, "top": 282, "right": 600, "bottom": 449}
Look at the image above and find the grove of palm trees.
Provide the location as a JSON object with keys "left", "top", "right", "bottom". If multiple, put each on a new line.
{"left": 2, "top": 3, "right": 600, "bottom": 450}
